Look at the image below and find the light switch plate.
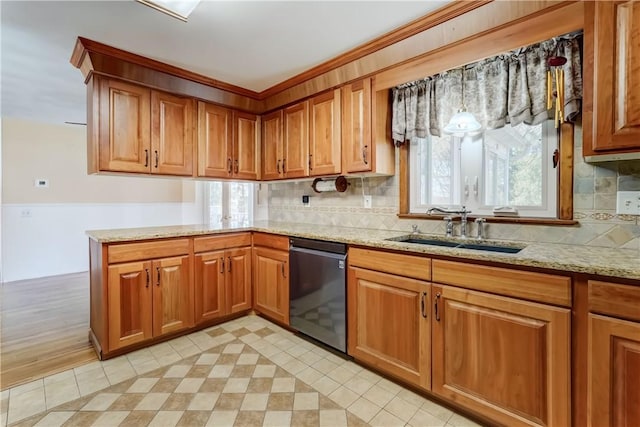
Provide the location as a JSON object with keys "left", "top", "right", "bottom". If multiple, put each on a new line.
{"left": 616, "top": 191, "right": 640, "bottom": 215}
{"left": 363, "top": 195, "right": 372, "bottom": 209}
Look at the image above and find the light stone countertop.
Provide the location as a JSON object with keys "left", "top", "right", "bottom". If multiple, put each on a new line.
{"left": 87, "top": 221, "right": 640, "bottom": 281}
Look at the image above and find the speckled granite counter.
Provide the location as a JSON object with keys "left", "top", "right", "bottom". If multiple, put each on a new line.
{"left": 87, "top": 221, "right": 640, "bottom": 281}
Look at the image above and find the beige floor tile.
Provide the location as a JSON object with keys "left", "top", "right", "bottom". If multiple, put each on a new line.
{"left": 263, "top": 410, "right": 292, "bottom": 427}
{"left": 159, "top": 394, "right": 194, "bottom": 411}
{"left": 369, "top": 409, "right": 405, "bottom": 427}
{"left": 60, "top": 411, "right": 101, "bottom": 426}
{"left": 240, "top": 393, "right": 269, "bottom": 411}
{"left": 196, "top": 353, "right": 220, "bottom": 365}
{"left": 247, "top": 378, "right": 273, "bottom": 393}
{"left": 33, "top": 411, "right": 75, "bottom": 427}
{"left": 9, "top": 380, "right": 44, "bottom": 398}
{"left": 409, "top": 409, "right": 448, "bottom": 427}
{"left": 384, "top": 395, "right": 419, "bottom": 422}
{"left": 269, "top": 352, "right": 294, "bottom": 367}
{"left": 134, "top": 392, "right": 170, "bottom": 410}
{"left": 218, "top": 354, "right": 240, "bottom": 365}
{"left": 164, "top": 365, "right": 192, "bottom": 379}
{"left": 148, "top": 410, "right": 184, "bottom": 427}
{"left": 343, "top": 376, "right": 374, "bottom": 396}
{"left": 297, "top": 351, "right": 323, "bottom": 366}
{"left": 266, "top": 393, "right": 294, "bottom": 411}
{"left": 205, "top": 409, "right": 238, "bottom": 427}
{"left": 253, "top": 365, "right": 276, "bottom": 378}
{"left": 239, "top": 333, "right": 261, "bottom": 344}
{"left": 75, "top": 371, "right": 110, "bottom": 397}
{"left": 211, "top": 333, "right": 236, "bottom": 347}
{"left": 119, "top": 410, "right": 157, "bottom": 427}
{"left": 311, "top": 377, "right": 340, "bottom": 396}
{"left": 342, "top": 362, "right": 363, "bottom": 375}
{"left": 149, "top": 343, "right": 183, "bottom": 367}
{"left": 8, "top": 387, "right": 46, "bottom": 424}
{"left": 230, "top": 365, "right": 255, "bottom": 378}
{"left": 150, "top": 379, "right": 181, "bottom": 394}
{"left": 319, "top": 409, "right": 347, "bottom": 427}
{"left": 356, "top": 370, "right": 382, "bottom": 384}
{"left": 447, "top": 413, "right": 484, "bottom": 427}
{"left": 81, "top": 393, "right": 121, "bottom": 411}
{"left": 236, "top": 354, "right": 259, "bottom": 365}
{"left": 189, "top": 332, "right": 217, "bottom": 351}
{"left": 214, "top": 394, "right": 244, "bottom": 411}
{"left": 296, "top": 367, "right": 323, "bottom": 386}
{"left": 362, "top": 385, "right": 395, "bottom": 408}
{"left": 107, "top": 393, "right": 146, "bottom": 411}
{"left": 89, "top": 410, "right": 129, "bottom": 426}
{"left": 327, "top": 367, "right": 356, "bottom": 385}
{"left": 187, "top": 365, "right": 212, "bottom": 378}
{"left": 234, "top": 410, "right": 266, "bottom": 426}
{"left": 130, "top": 358, "right": 162, "bottom": 375}
{"left": 126, "top": 378, "right": 159, "bottom": 393}
{"left": 169, "top": 340, "right": 201, "bottom": 359}
{"left": 208, "top": 365, "right": 234, "bottom": 379}
{"left": 199, "top": 379, "right": 228, "bottom": 393}
{"left": 271, "top": 378, "right": 296, "bottom": 393}
{"left": 290, "top": 409, "right": 319, "bottom": 427}
{"left": 222, "top": 344, "right": 244, "bottom": 354}
{"left": 397, "top": 388, "right": 428, "bottom": 408}
{"left": 376, "top": 378, "right": 403, "bottom": 395}
{"left": 43, "top": 370, "right": 75, "bottom": 387}
{"left": 347, "top": 397, "right": 381, "bottom": 423}
{"left": 73, "top": 361, "right": 103, "bottom": 375}
{"left": 421, "top": 399, "right": 454, "bottom": 423}
{"left": 257, "top": 344, "right": 281, "bottom": 358}
{"left": 44, "top": 376, "right": 81, "bottom": 409}
{"left": 187, "top": 392, "right": 219, "bottom": 411}
{"left": 222, "top": 378, "right": 250, "bottom": 394}
{"left": 293, "top": 392, "right": 319, "bottom": 410}
{"left": 178, "top": 410, "right": 211, "bottom": 426}
{"left": 285, "top": 345, "right": 308, "bottom": 358}
{"left": 282, "top": 359, "right": 307, "bottom": 375}
{"left": 103, "top": 358, "right": 137, "bottom": 385}
{"left": 314, "top": 359, "right": 339, "bottom": 375}
{"left": 174, "top": 378, "right": 205, "bottom": 393}
{"left": 328, "top": 386, "right": 359, "bottom": 409}
{"left": 318, "top": 395, "right": 340, "bottom": 410}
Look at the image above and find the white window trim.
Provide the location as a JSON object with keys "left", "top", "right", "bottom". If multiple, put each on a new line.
{"left": 204, "top": 181, "right": 254, "bottom": 227}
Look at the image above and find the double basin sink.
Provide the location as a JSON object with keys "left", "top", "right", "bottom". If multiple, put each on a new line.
{"left": 387, "top": 235, "right": 525, "bottom": 254}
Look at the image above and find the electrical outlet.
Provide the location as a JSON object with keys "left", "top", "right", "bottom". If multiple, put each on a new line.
{"left": 302, "top": 195, "right": 310, "bottom": 207}
{"left": 616, "top": 191, "right": 640, "bottom": 215}
{"left": 363, "top": 195, "right": 372, "bottom": 209}
{"left": 34, "top": 179, "right": 49, "bottom": 188}
{"left": 20, "top": 209, "right": 32, "bottom": 218}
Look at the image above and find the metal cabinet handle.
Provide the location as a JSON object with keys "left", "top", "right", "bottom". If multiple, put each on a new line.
{"left": 435, "top": 292, "right": 441, "bottom": 322}
{"left": 220, "top": 257, "right": 224, "bottom": 274}
{"left": 228, "top": 256, "right": 232, "bottom": 273}
{"left": 421, "top": 292, "right": 427, "bottom": 318}
{"left": 154, "top": 150, "right": 159, "bottom": 168}
{"left": 282, "top": 159, "right": 286, "bottom": 173}
{"left": 277, "top": 159, "right": 281, "bottom": 174}
{"left": 156, "top": 267, "right": 160, "bottom": 286}
{"left": 309, "top": 154, "right": 313, "bottom": 170}
{"left": 362, "top": 145, "right": 368, "bottom": 165}
{"left": 234, "top": 159, "right": 239, "bottom": 174}
{"left": 144, "top": 149, "right": 149, "bottom": 167}
{"left": 227, "top": 158, "right": 232, "bottom": 174}
{"left": 281, "top": 262, "right": 286, "bottom": 278}
{"left": 145, "top": 268, "right": 150, "bottom": 288}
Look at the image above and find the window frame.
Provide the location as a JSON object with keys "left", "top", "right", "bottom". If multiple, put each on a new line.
{"left": 204, "top": 181, "right": 254, "bottom": 227}
{"left": 398, "top": 122, "right": 576, "bottom": 224}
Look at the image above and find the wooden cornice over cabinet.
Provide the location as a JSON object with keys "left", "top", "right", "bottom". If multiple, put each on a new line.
{"left": 583, "top": 0, "right": 640, "bottom": 161}
{"left": 90, "top": 75, "right": 194, "bottom": 176}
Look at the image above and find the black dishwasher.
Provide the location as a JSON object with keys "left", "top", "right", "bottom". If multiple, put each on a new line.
{"left": 289, "top": 237, "right": 347, "bottom": 353}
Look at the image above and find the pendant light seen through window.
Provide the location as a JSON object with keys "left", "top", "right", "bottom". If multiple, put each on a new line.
{"left": 443, "top": 68, "right": 482, "bottom": 136}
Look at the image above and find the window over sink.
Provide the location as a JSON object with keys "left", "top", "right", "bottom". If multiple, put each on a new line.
{"left": 206, "top": 182, "right": 253, "bottom": 227}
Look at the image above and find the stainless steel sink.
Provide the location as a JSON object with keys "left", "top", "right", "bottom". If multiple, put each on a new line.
{"left": 388, "top": 235, "right": 524, "bottom": 254}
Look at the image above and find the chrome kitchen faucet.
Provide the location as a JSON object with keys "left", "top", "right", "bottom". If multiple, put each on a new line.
{"left": 427, "top": 206, "right": 472, "bottom": 238}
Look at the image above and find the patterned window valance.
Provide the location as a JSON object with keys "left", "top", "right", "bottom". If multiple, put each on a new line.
{"left": 391, "top": 31, "right": 583, "bottom": 145}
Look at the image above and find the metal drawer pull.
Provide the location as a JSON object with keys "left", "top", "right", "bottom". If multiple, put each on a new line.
{"left": 156, "top": 267, "right": 160, "bottom": 286}
{"left": 154, "top": 150, "right": 159, "bottom": 168}
{"left": 228, "top": 257, "right": 232, "bottom": 272}
{"left": 145, "top": 269, "right": 150, "bottom": 288}
{"left": 220, "top": 258, "right": 224, "bottom": 274}
{"left": 144, "top": 149, "right": 149, "bottom": 167}
{"left": 421, "top": 292, "right": 427, "bottom": 318}
{"left": 435, "top": 292, "right": 441, "bottom": 322}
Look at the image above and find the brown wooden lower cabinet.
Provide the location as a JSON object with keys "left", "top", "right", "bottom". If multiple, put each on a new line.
{"left": 108, "top": 255, "right": 193, "bottom": 352}
{"left": 431, "top": 284, "right": 571, "bottom": 427}
{"left": 347, "top": 266, "right": 431, "bottom": 390}
{"left": 253, "top": 246, "right": 289, "bottom": 325}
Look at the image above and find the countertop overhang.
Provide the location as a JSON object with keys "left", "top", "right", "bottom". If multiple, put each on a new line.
{"left": 86, "top": 221, "right": 640, "bottom": 281}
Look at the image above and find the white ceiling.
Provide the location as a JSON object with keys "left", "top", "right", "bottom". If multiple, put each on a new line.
{"left": 0, "top": 0, "right": 447, "bottom": 125}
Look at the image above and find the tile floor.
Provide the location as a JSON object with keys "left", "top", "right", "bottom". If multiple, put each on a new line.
{"left": 1, "top": 315, "right": 483, "bottom": 427}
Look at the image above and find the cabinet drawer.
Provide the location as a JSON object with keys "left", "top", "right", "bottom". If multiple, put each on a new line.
{"left": 349, "top": 247, "right": 431, "bottom": 281}
{"left": 108, "top": 239, "right": 191, "bottom": 264}
{"left": 589, "top": 280, "right": 640, "bottom": 322}
{"left": 253, "top": 232, "right": 289, "bottom": 251}
{"left": 432, "top": 259, "right": 571, "bottom": 307}
{"left": 194, "top": 233, "right": 252, "bottom": 253}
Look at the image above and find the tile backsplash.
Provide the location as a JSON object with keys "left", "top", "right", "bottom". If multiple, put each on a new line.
{"left": 268, "top": 128, "right": 640, "bottom": 250}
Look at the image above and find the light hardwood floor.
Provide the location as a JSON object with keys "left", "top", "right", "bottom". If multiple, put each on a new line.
{"left": 0, "top": 272, "right": 97, "bottom": 390}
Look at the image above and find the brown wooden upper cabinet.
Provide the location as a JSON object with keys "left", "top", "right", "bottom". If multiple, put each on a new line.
{"left": 197, "top": 102, "right": 259, "bottom": 180}
{"left": 92, "top": 76, "right": 194, "bottom": 176}
{"left": 583, "top": 1, "right": 640, "bottom": 160}
{"left": 309, "top": 90, "right": 341, "bottom": 176}
{"left": 261, "top": 101, "right": 309, "bottom": 180}
{"left": 342, "top": 78, "right": 372, "bottom": 173}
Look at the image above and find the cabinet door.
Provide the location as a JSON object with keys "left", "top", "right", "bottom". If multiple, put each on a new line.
{"left": 347, "top": 267, "right": 430, "bottom": 390}
{"left": 194, "top": 251, "right": 226, "bottom": 324}
{"left": 253, "top": 247, "right": 289, "bottom": 324}
{"left": 432, "top": 285, "right": 570, "bottom": 427}
{"left": 342, "top": 78, "right": 372, "bottom": 173}
{"left": 107, "top": 261, "right": 152, "bottom": 351}
{"left": 152, "top": 255, "right": 193, "bottom": 337}
{"left": 261, "top": 110, "right": 283, "bottom": 180}
{"left": 234, "top": 112, "right": 260, "bottom": 180}
{"left": 197, "top": 102, "right": 232, "bottom": 178}
{"left": 283, "top": 102, "right": 309, "bottom": 178}
{"left": 151, "top": 91, "right": 194, "bottom": 176}
{"left": 99, "top": 79, "right": 151, "bottom": 173}
{"left": 309, "top": 90, "right": 341, "bottom": 176}
{"left": 584, "top": 1, "right": 640, "bottom": 155}
{"left": 589, "top": 314, "right": 640, "bottom": 427}
{"left": 227, "top": 247, "right": 252, "bottom": 314}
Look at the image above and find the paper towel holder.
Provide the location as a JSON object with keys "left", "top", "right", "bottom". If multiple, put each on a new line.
{"left": 311, "top": 176, "right": 350, "bottom": 193}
